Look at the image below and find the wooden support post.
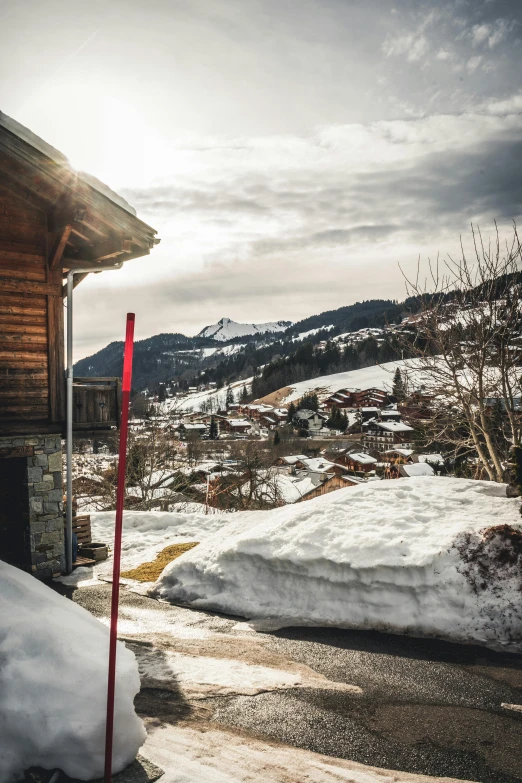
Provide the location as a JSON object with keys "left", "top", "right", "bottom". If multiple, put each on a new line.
{"left": 49, "top": 225, "right": 72, "bottom": 270}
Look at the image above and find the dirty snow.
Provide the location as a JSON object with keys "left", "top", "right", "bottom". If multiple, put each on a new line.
{"left": 153, "top": 477, "right": 522, "bottom": 651}
{"left": 0, "top": 560, "right": 144, "bottom": 782}
{"left": 141, "top": 724, "right": 471, "bottom": 783}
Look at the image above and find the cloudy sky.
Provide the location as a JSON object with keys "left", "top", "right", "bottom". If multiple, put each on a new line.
{"left": 2, "top": 0, "right": 522, "bottom": 357}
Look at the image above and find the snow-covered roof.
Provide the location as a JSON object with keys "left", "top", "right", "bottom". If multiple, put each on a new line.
{"left": 417, "top": 453, "right": 445, "bottom": 466}
{"left": 372, "top": 420, "right": 414, "bottom": 433}
{"left": 400, "top": 463, "right": 435, "bottom": 477}
{"left": 346, "top": 452, "right": 377, "bottom": 465}
{"left": 0, "top": 111, "right": 137, "bottom": 216}
{"left": 228, "top": 419, "right": 251, "bottom": 427}
{"left": 298, "top": 457, "right": 344, "bottom": 473}
{"left": 384, "top": 448, "right": 413, "bottom": 457}
{"left": 281, "top": 455, "right": 308, "bottom": 465}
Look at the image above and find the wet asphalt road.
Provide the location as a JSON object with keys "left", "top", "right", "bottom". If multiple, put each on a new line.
{"left": 65, "top": 584, "right": 522, "bottom": 783}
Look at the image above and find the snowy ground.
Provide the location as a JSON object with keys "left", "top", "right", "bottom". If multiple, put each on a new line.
{"left": 153, "top": 477, "right": 522, "bottom": 651}
{"left": 166, "top": 377, "right": 253, "bottom": 413}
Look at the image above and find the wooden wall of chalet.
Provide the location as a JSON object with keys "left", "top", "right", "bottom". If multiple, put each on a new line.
{"left": 0, "top": 186, "right": 64, "bottom": 433}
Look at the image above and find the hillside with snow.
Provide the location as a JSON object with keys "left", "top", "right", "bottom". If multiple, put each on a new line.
{"left": 257, "top": 359, "right": 424, "bottom": 406}
{"left": 198, "top": 317, "right": 292, "bottom": 342}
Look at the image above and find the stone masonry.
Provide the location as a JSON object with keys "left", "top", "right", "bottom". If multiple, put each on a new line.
{"left": 0, "top": 434, "right": 64, "bottom": 580}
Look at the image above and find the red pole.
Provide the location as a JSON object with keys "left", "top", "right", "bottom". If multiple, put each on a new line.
{"left": 104, "top": 313, "right": 135, "bottom": 783}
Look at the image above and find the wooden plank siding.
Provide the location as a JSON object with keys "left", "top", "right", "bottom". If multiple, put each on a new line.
{"left": 0, "top": 188, "right": 64, "bottom": 431}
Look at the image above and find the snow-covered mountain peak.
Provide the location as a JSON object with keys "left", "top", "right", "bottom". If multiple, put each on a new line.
{"left": 197, "top": 317, "right": 292, "bottom": 342}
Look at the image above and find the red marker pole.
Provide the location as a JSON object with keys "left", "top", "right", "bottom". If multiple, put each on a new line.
{"left": 105, "top": 313, "right": 135, "bottom": 783}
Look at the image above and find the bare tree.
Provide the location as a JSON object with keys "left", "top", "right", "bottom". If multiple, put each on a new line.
{"left": 399, "top": 223, "right": 522, "bottom": 482}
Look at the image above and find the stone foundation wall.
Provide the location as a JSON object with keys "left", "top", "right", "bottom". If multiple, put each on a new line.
{"left": 0, "top": 434, "right": 64, "bottom": 580}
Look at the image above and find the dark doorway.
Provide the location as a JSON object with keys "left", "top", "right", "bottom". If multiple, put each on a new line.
{"left": 0, "top": 458, "right": 31, "bottom": 570}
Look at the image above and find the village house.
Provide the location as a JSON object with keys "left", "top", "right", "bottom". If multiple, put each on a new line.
{"left": 294, "top": 456, "right": 348, "bottom": 476}
{"left": 398, "top": 463, "right": 435, "bottom": 478}
{"left": 179, "top": 423, "right": 208, "bottom": 438}
{"left": 336, "top": 451, "right": 377, "bottom": 474}
{"left": 217, "top": 418, "right": 252, "bottom": 436}
{"left": 273, "top": 454, "right": 309, "bottom": 469}
{"left": 381, "top": 447, "right": 413, "bottom": 463}
{"left": 293, "top": 408, "right": 328, "bottom": 434}
{"left": 324, "top": 387, "right": 389, "bottom": 412}
{"left": 0, "top": 113, "right": 159, "bottom": 580}
{"left": 324, "top": 390, "right": 353, "bottom": 411}
{"left": 362, "top": 420, "right": 415, "bottom": 454}
{"left": 398, "top": 388, "right": 434, "bottom": 420}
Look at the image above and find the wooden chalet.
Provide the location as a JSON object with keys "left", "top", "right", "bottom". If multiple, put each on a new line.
{"left": 324, "top": 387, "right": 388, "bottom": 411}
{"left": 334, "top": 451, "right": 377, "bottom": 474}
{"left": 0, "top": 112, "right": 159, "bottom": 579}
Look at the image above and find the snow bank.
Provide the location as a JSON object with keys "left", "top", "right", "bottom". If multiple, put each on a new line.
{"left": 91, "top": 508, "right": 233, "bottom": 572}
{"left": 153, "top": 477, "right": 522, "bottom": 651}
{"left": 0, "top": 561, "right": 144, "bottom": 782}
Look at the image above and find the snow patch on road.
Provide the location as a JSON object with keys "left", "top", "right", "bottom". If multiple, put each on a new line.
{"left": 141, "top": 724, "right": 471, "bottom": 783}
{"left": 136, "top": 648, "right": 360, "bottom": 699}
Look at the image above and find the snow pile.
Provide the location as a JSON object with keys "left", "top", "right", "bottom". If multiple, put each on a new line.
{"left": 153, "top": 477, "right": 522, "bottom": 651}
{"left": 0, "top": 561, "right": 144, "bottom": 782}
{"left": 198, "top": 317, "right": 291, "bottom": 341}
{"left": 91, "top": 507, "right": 233, "bottom": 573}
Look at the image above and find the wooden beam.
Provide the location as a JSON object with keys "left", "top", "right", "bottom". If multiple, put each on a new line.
{"left": 48, "top": 292, "right": 65, "bottom": 422}
{"left": 49, "top": 225, "right": 72, "bottom": 269}
{"left": 61, "top": 272, "right": 89, "bottom": 297}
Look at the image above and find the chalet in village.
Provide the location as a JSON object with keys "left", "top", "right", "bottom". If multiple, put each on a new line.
{"left": 0, "top": 112, "right": 159, "bottom": 580}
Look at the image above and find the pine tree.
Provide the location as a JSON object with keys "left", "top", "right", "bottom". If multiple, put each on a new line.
{"left": 209, "top": 416, "right": 218, "bottom": 440}
{"left": 226, "top": 386, "right": 234, "bottom": 406}
{"left": 298, "top": 392, "right": 319, "bottom": 412}
{"left": 392, "top": 367, "right": 405, "bottom": 400}
{"left": 287, "top": 402, "right": 296, "bottom": 422}
{"left": 273, "top": 429, "right": 280, "bottom": 446}
{"left": 241, "top": 385, "right": 248, "bottom": 402}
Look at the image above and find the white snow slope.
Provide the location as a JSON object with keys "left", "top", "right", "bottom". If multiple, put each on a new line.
{"left": 153, "top": 477, "right": 522, "bottom": 651}
{"left": 275, "top": 359, "right": 424, "bottom": 404}
{"left": 0, "top": 561, "right": 144, "bottom": 782}
{"left": 166, "top": 377, "right": 253, "bottom": 413}
{"left": 198, "top": 317, "right": 291, "bottom": 342}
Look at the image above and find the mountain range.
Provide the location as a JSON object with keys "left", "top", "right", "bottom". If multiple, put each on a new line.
{"left": 74, "top": 299, "right": 403, "bottom": 391}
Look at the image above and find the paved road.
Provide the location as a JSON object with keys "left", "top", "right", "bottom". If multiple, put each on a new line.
{"left": 63, "top": 583, "right": 522, "bottom": 783}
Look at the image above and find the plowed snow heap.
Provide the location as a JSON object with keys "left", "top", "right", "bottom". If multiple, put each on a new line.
{"left": 152, "top": 477, "right": 522, "bottom": 651}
